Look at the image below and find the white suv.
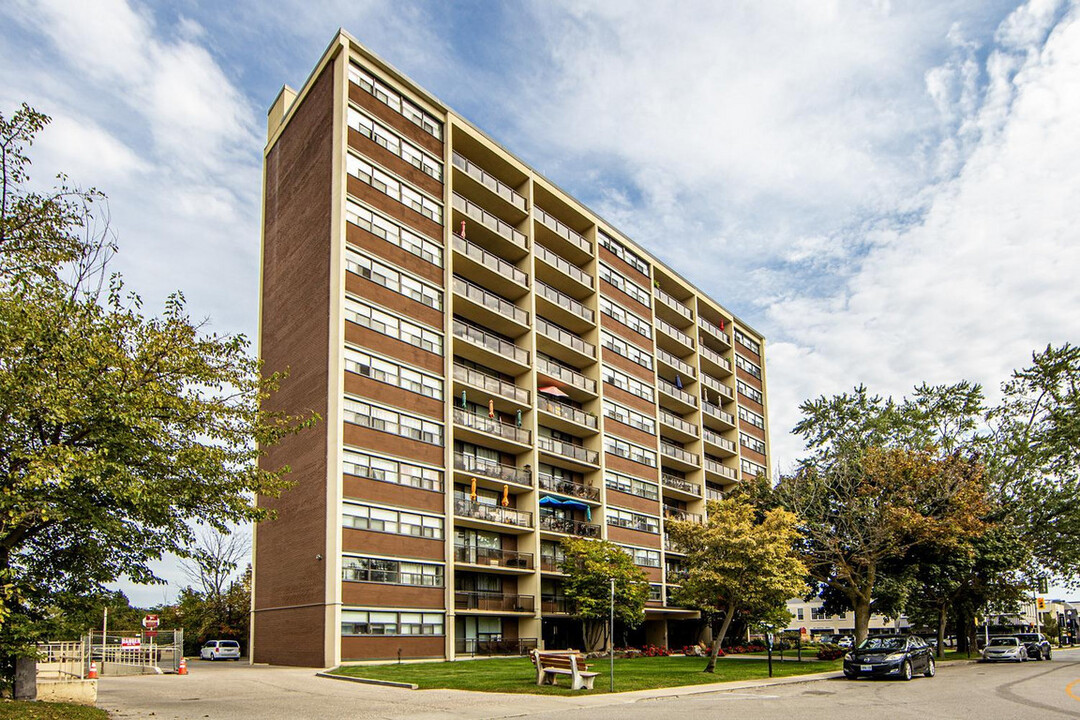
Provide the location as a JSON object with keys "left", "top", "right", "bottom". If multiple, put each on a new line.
{"left": 200, "top": 640, "right": 241, "bottom": 661}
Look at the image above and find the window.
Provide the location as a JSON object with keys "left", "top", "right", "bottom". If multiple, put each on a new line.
{"left": 604, "top": 436, "right": 657, "bottom": 467}
{"left": 811, "top": 607, "right": 828, "bottom": 621}
{"left": 598, "top": 231, "right": 649, "bottom": 276}
{"left": 605, "top": 470, "right": 659, "bottom": 501}
{"left": 620, "top": 545, "right": 661, "bottom": 568}
{"left": 734, "top": 329, "right": 760, "bottom": 355}
{"left": 342, "top": 449, "right": 443, "bottom": 492}
{"left": 345, "top": 296, "right": 443, "bottom": 355}
{"left": 740, "top": 432, "right": 766, "bottom": 455}
{"left": 348, "top": 64, "right": 443, "bottom": 139}
{"left": 736, "top": 379, "right": 763, "bottom": 404}
{"left": 341, "top": 609, "right": 444, "bottom": 636}
{"left": 602, "top": 399, "right": 656, "bottom": 435}
{"left": 342, "top": 503, "right": 444, "bottom": 539}
{"left": 345, "top": 347, "right": 443, "bottom": 400}
{"left": 737, "top": 405, "right": 765, "bottom": 430}
{"left": 601, "top": 364, "right": 655, "bottom": 403}
{"left": 797, "top": 608, "right": 805, "bottom": 620}
{"left": 346, "top": 248, "right": 442, "bottom": 310}
{"left": 600, "top": 330, "right": 653, "bottom": 370}
{"left": 346, "top": 199, "right": 442, "bottom": 267}
{"left": 344, "top": 397, "right": 443, "bottom": 446}
{"left": 599, "top": 296, "right": 652, "bottom": 338}
{"left": 734, "top": 353, "right": 762, "bottom": 379}
{"left": 605, "top": 507, "right": 659, "bottom": 534}
{"left": 346, "top": 153, "right": 442, "bottom": 223}
{"left": 598, "top": 262, "right": 651, "bottom": 306}
{"left": 342, "top": 556, "right": 444, "bottom": 586}
{"left": 346, "top": 106, "right": 442, "bottom": 181}
{"left": 741, "top": 458, "right": 767, "bottom": 478}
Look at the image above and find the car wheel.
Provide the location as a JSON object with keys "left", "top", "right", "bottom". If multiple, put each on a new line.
{"left": 902, "top": 660, "right": 913, "bottom": 681}
{"left": 924, "top": 657, "right": 935, "bottom": 677}
{"left": 1046, "top": 648, "right": 1052, "bottom": 661}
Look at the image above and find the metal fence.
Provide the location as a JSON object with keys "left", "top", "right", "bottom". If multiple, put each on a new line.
{"left": 84, "top": 629, "right": 184, "bottom": 674}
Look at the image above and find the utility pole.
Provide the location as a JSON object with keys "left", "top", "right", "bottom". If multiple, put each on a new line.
{"left": 609, "top": 578, "right": 615, "bottom": 693}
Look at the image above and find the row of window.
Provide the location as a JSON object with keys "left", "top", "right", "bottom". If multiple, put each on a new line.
{"left": 343, "top": 502, "right": 444, "bottom": 539}
{"left": 604, "top": 435, "right": 657, "bottom": 467}
{"left": 740, "top": 432, "right": 766, "bottom": 455}
{"left": 600, "top": 296, "right": 651, "bottom": 338}
{"left": 346, "top": 153, "right": 442, "bottom": 224}
{"left": 603, "top": 399, "right": 656, "bottom": 435}
{"left": 600, "top": 330, "right": 653, "bottom": 371}
{"left": 738, "top": 405, "right": 765, "bottom": 429}
{"left": 343, "top": 555, "right": 444, "bottom": 586}
{"left": 599, "top": 230, "right": 650, "bottom": 277}
{"left": 345, "top": 296, "right": 443, "bottom": 355}
{"left": 344, "top": 397, "right": 443, "bottom": 446}
{"left": 621, "top": 545, "right": 661, "bottom": 568}
{"left": 606, "top": 507, "right": 660, "bottom": 534}
{"left": 734, "top": 353, "right": 762, "bottom": 379}
{"left": 733, "top": 328, "right": 760, "bottom": 355}
{"left": 343, "top": 448, "right": 444, "bottom": 492}
{"left": 741, "top": 458, "right": 768, "bottom": 477}
{"left": 346, "top": 198, "right": 442, "bottom": 267}
{"left": 346, "top": 247, "right": 442, "bottom": 310}
{"left": 598, "top": 261, "right": 650, "bottom": 306}
{"left": 341, "top": 609, "right": 444, "bottom": 637}
{"left": 347, "top": 106, "right": 442, "bottom": 181}
{"left": 736, "top": 379, "right": 763, "bottom": 404}
{"left": 602, "top": 364, "right": 655, "bottom": 403}
{"left": 345, "top": 346, "right": 443, "bottom": 401}
{"left": 348, "top": 64, "right": 443, "bottom": 140}
{"left": 605, "top": 470, "right": 659, "bottom": 501}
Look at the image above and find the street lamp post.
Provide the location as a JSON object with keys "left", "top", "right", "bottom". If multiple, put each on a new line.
{"left": 609, "top": 577, "right": 615, "bottom": 692}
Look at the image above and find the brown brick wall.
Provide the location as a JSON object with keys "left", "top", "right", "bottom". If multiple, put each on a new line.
{"left": 347, "top": 81, "right": 443, "bottom": 156}
{"left": 607, "top": 525, "right": 661, "bottom": 548}
{"left": 599, "top": 281, "right": 653, "bottom": 320}
{"left": 344, "top": 372, "right": 444, "bottom": 420}
{"left": 342, "top": 581, "right": 445, "bottom": 609}
{"left": 599, "top": 246, "right": 650, "bottom": 287}
{"left": 604, "top": 453, "right": 659, "bottom": 481}
{"left": 735, "top": 367, "right": 763, "bottom": 392}
{"left": 600, "top": 313, "right": 655, "bottom": 353}
{"left": 602, "top": 383, "right": 655, "bottom": 415}
{"left": 603, "top": 418, "right": 659, "bottom": 449}
{"left": 344, "top": 322, "right": 443, "bottom": 374}
{"left": 343, "top": 528, "right": 446, "bottom": 560}
{"left": 606, "top": 488, "right": 661, "bottom": 515}
{"left": 345, "top": 223, "right": 443, "bottom": 285}
{"left": 347, "top": 127, "right": 443, "bottom": 198}
{"left": 342, "top": 423, "right": 444, "bottom": 466}
{"left": 346, "top": 175, "right": 443, "bottom": 240}
{"left": 345, "top": 272, "right": 443, "bottom": 329}
{"left": 601, "top": 347, "right": 656, "bottom": 384}
{"left": 253, "top": 606, "right": 326, "bottom": 667}
{"left": 341, "top": 635, "right": 445, "bottom": 661}
{"left": 343, "top": 473, "right": 444, "bottom": 513}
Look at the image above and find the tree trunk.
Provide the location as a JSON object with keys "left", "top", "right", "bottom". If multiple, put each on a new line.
{"left": 936, "top": 604, "right": 948, "bottom": 659}
{"left": 704, "top": 603, "right": 736, "bottom": 673}
{"left": 853, "top": 596, "right": 871, "bottom": 645}
{"left": 584, "top": 620, "right": 606, "bottom": 652}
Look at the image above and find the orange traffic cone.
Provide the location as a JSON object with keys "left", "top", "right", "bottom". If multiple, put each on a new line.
{"left": 178, "top": 657, "right": 188, "bottom": 675}
{"left": 88, "top": 661, "right": 98, "bottom": 679}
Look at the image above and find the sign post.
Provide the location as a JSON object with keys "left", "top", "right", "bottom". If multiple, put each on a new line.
{"left": 143, "top": 615, "right": 160, "bottom": 666}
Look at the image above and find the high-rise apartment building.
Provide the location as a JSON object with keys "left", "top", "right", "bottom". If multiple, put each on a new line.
{"left": 252, "top": 30, "right": 770, "bottom": 667}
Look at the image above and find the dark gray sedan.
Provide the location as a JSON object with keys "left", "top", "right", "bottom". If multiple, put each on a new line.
{"left": 843, "top": 635, "right": 935, "bottom": 680}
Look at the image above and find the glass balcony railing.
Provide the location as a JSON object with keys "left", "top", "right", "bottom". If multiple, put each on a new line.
{"left": 539, "top": 555, "right": 564, "bottom": 572}
{"left": 539, "top": 515, "right": 601, "bottom": 537}
{"left": 655, "top": 318, "right": 694, "bottom": 349}
{"left": 537, "top": 317, "right": 596, "bottom": 359}
{"left": 661, "top": 443, "right": 699, "bottom": 466}
{"left": 452, "top": 193, "right": 527, "bottom": 250}
{"left": 452, "top": 153, "right": 527, "bottom": 211}
{"left": 704, "top": 457, "right": 738, "bottom": 480}
{"left": 453, "top": 452, "right": 533, "bottom": 486}
{"left": 664, "top": 534, "right": 683, "bottom": 553}
{"left": 541, "top": 594, "right": 571, "bottom": 614}
{"left": 453, "top": 363, "right": 530, "bottom": 405}
{"left": 535, "top": 244, "right": 593, "bottom": 289}
{"left": 453, "top": 319, "right": 529, "bottom": 366}
{"left": 663, "top": 505, "right": 703, "bottom": 524}
{"left": 454, "top": 590, "right": 534, "bottom": 612}
{"left": 454, "top": 497, "right": 533, "bottom": 527}
{"left": 534, "top": 206, "right": 590, "bottom": 255}
{"left": 699, "top": 318, "right": 730, "bottom": 345}
{"left": 654, "top": 287, "right": 693, "bottom": 321}
{"left": 701, "top": 373, "right": 733, "bottom": 400}
{"left": 538, "top": 472, "right": 601, "bottom": 501}
{"left": 536, "top": 281, "right": 594, "bottom": 323}
{"left": 702, "top": 428, "right": 737, "bottom": 453}
{"left": 702, "top": 401, "right": 736, "bottom": 426}
{"left": 451, "top": 234, "right": 528, "bottom": 287}
{"left": 700, "top": 345, "right": 732, "bottom": 372}
{"left": 453, "top": 276, "right": 529, "bottom": 326}
{"left": 537, "top": 435, "right": 599, "bottom": 465}
{"left": 656, "top": 347, "right": 695, "bottom": 378}
{"left": 662, "top": 473, "right": 702, "bottom": 496}
{"left": 537, "top": 355, "right": 597, "bottom": 395}
{"left": 659, "top": 410, "right": 698, "bottom": 437}
{"left": 658, "top": 378, "right": 698, "bottom": 407}
{"left": 537, "top": 395, "right": 598, "bottom": 429}
{"left": 453, "top": 544, "right": 533, "bottom": 570}
{"left": 454, "top": 407, "right": 531, "bottom": 445}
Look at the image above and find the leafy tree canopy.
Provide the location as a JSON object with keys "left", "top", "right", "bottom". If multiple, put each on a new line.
{"left": 559, "top": 537, "right": 649, "bottom": 651}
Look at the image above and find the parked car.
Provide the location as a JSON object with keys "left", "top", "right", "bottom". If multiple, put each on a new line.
{"left": 828, "top": 634, "right": 855, "bottom": 648}
{"left": 981, "top": 636, "right": 1028, "bottom": 663}
{"left": 843, "top": 635, "right": 935, "bottom": 680}
{"left": 200, "top": 640, "right": 241, "bottom": 661}
{"left": 1014, "top": 633, "right": 1052, "bottom": 661}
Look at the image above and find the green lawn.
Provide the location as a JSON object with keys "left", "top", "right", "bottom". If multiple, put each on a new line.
{"left": 329, "top": 654, "right": 842, "bottom": 695}
{"left": 0, "top": 700, "right": 108, "bottom": 719}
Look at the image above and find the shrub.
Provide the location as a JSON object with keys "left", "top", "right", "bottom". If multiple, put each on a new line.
{"left": 816, "top": 643, "right": 846, "bottom": 660}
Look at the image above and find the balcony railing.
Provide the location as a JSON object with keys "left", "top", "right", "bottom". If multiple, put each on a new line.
{"left": 656, "top": 347, "right": 695, "bottom": 378}
{"left": 659, "top": 410, "right": 698, "bottom": 437}
{"left": 537, "top": 395, "right": 598, "bottom": 429}
{"left": 537, "top": 356, "right": 597, "bottom": 395}
{"left": 455, "top": 591, "right": 535, "bottom": 613}
{"left": 454, "top": 363, "right": 530, "bottom": 405}
{"left": 452, "top": 152, "right": 527, "bottom": 212}
{"left": 535, "top": 244, "right": 593, "bottom": 289}
{"left": 700, "top": 345, "right": 732, "bottom": 373}
{"left": 702, "top": 428, "right": 737, "bottom": 453}
{"left": 539, "top": 515, "right": 601, "bottom": 537}
{"left": 664, "top": 535, "right": 683, "bottom": 553}
{"left": 661, "top": 443, "right": 699, "bottom": 466}
{"left": 654, "top": 286, "right": 693, "bottom": 321}
{"left": 452, "top": 234, "right": 527, "bottom": 287}
{"left": 658, "top": 378, "right": 698, "bottom": 407}
{"left": 537, "top": 317, "right": 596, "bottom": 359}
{"left": 452, "top": 193, "right": 527, "bottom": 250}
{"left": 655, "top": 317, "right": 694, "bottom": 349}
{"left": 453, "top": 452, "right": 533, "bottom": 486}
{"left": 699, "top": 318, "right": 730, "bottom": 345}
{"left": 541, "top": 595, "right": 571, "bottom": 614}
{"left": 453, "top": 276, "right": 529, "bottom": 326}
{"left": 702, "top": 401, "right": 736, "bottom": 426}
{"left": 662, "top": 473, "right": 702, "bottom": 497}
{"left": 538, "top": 472, "right": 601, "bottom": 502}
{"left": 534, "top": 206, "right": 590, "bottom": 255}
{"left": 454, "top": 497, "right": 533, "bottom": 528}
{"left": 701, "top": 373, "right": 733, "bottom": 400}
{"left": 540, "top": 555, "right": 564, "bottom": 572}
{"left": 704, "top": 458, "right": 738, "bottom": 480}
{"left": 538, "top": 436, "right": 599, "bottom": 465}
{"left": 453, "top": 319, "right": 529, "bottom": 365}
{"left": 454, "top": 407, "right": 531, "bottom": 445}
{"left": 536, "top": 281, "right": 595, "bottom": 323}
{"left": 455, "top": 637, "right": 538, "bottom": 656}
{"left": 664, "top": 505, "right": 703, "bottom": 524}
{"left": 453, "top": 544, "right": 534, "bottom": 570}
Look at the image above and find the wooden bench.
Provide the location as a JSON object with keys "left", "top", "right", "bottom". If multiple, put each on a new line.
{"left": 529, "top": 649, "right": 599, "bottom": 690}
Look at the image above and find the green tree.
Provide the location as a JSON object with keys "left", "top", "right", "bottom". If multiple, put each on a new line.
{"left": 0, "top": 104, "right": 314, "bottom": 679}
{"left": 666, "top": 497, "right": 807, "bottom": 672}
{"left": 559, "top": 537, "right": 649, "bottom": 652}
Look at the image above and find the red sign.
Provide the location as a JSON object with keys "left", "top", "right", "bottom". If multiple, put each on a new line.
{"left": 142, "top": 614, "right": 160, "bottom": 629}
{"left": 145, "top": 631, "right": 158, "bottom": 638}
{"left": 121, "top": 637, "right": 141, "bottom": 648}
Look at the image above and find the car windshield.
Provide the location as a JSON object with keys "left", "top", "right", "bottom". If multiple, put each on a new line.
{"left": 988, "top": 638, "right": 1018, "bottom": 646}
{"left": 857, "top": 637, "right": 905, "bottom": 650}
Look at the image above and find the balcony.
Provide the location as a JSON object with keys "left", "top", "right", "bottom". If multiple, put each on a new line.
{"left": 537, "top": 317, "right": 596, "bottom": 366}
{"left": 452, "top": 152, "right": 528, "bottom": 214}
{"left": 664, "top": 505, "right": 703, "bottom": 524}
{"left": 451, "top": 234, "right": 527, "bottom": 299}
{"left": 456, "top": 637, "right": 538, "bottom": 656}
{"left": 541, "top": 595, "right": 571, "bottom": 614}
{"left": 453, "top": 363, "right": 530, "bottom": 407}
{"left": 453, "top": 319, "right": 529, "bottom": 376}
{"left": 654, "top": 286, "right": 693, "bottom": 324}
{"left": 539, "top": 555, "right": 564, "bottom": 573}
{"left": 539, "top": 515, "right": 601, "bottom": 538}
{"left": 655, "top": 317, "right": 694, "bottom": 354}
{"left": 538, "top": 435, "right": 600, "bottom": 467}
{"left": 662, "top": 473, "right": 702, "bottom": 498}
{"left": 455, "top": 591, "right": 535, "bottom": 613}
{"left": 661, "top": 442, "right": 699, "bottom": 469}
{"left": 699, "top": 344, "right": 732, "bottom": 376}
{"left": 703, "top": 428, "right": 737, "bottom": 456}
{"left": 535, "top": 280, "right": 594, "bottom": 334}
{"left": 535, "top": 243, "right": 593, "bottom": 297}
{"left": 658, "top": 377, "right": 698, "bottom": 413}
{"left": 454, "top": 544, "right": 534, "bottom": 571}
{"left": 704, "top": 457, "right": 738, "bottom": 482}
{"left": 453, "top": 276, "right": 529, "bottom": 335}
{"left": 659, "top": 410, "right": 698, "bottom": 441}
{"left": 454, "top": 407, "right": 532, "bottom": 449}
{"left": 537, "top": 355, "right": 597, "bottom": 399}
{"left": 537, "top": 395, "right": 598, "bottom": 433}
{"left": 538, "top": 472, "right": 601, "bottom": 502}
{"left": 701, "top": 373, "right": 733, "bottom": 402}
{"left": 454, "top": 497, "right": 533, "bottom": 530}
{"left": 453, "top": 452, "right": 533, "bottom": 488}
{"left": 702, "top": 401, "right": 737, "bottom": 431}
{"left": 699, "top": 318, "right": 731, "bottom": 349}
{"left": 656, "top": 347, "right": 695, "bottom": 379}
{"left": 452, "top": 193, "right": 528, "bottom": 258}
{"left": 664, "top": 534, "right": 684, "bottom": 554}
{"left": 534, "top": 206, "right": 591, "bottom": 263}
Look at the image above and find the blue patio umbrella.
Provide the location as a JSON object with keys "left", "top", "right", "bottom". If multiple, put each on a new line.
{"left": 539, "top": 495, "right": 591, "bottom": 521}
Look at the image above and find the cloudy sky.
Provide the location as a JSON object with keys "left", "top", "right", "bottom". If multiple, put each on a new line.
{"left": 2, "top": 0, "right": 1078, "bottom": 604}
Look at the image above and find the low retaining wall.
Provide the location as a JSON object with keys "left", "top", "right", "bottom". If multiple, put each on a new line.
{"left": 37, "top": 678, "right": 97, "bottom": 705}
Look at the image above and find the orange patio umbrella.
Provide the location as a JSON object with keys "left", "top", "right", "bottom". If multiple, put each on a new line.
{"left": 470, "top": 477, "right": 477, "bottom": 502}
{"left": 501, "top": 484, "right": 510, "bottom": 507}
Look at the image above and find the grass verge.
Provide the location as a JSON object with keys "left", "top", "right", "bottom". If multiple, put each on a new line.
{"left": 328, "top": 654, "right": 842, "bottom": 695}
{"left": 0, "top": 699, "right": 108, "bottom": 719}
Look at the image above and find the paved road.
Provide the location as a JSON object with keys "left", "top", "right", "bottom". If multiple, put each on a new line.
{"left": 98, "top": 651, "right": 1080, "bottom": 719}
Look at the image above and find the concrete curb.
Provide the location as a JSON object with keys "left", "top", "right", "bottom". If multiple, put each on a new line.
{"left": 315, "top": 672, "right": 418, "bottom": 690}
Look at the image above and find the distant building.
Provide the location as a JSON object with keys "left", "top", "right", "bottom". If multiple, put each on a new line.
{"left": 784, "top": 598, "right": 909, "bottom": 639}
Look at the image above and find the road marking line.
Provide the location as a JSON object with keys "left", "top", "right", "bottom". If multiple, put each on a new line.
{"left": 1065, "top": 679, "right": 1080, "bottom": 702}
